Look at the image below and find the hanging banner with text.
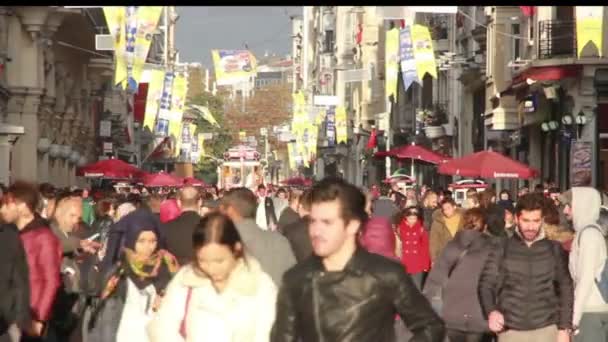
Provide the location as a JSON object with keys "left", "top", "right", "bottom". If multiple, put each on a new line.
{"left": 211, "top": 50, "right": 258, "bottom": 86}
{"left": 287, "top": 142, "right": 297, "bottom": 170}
{"left": 155, "top": 71, "right": 175, "bottom": 136}
{"left": 385, "top": 27, "right": 400, "bottom": 100}
{"left": 399, "top": 26, "right": 418, "bottom": 91}
{"left": 326, "top": 106, "right": 336, "bottom": 147}
{"left": 412, "top": 24, "right": 437, "bottom": 80}
{"left": 103, "top": 7, "right": 127, "bottom": 88}
{"left": 141, "top": 68, "right": 165, "bottom": 131}
{"left": 170, "top": 75, "right": 188, "bottom": 157}
{"left": 129, "top": 6, "right": 163, "bottom": 91}
{"left": 335, "top": 106, "right": 348, "bottom": 144}
{"left": 576, "top": 6, "right": 604, "bottom": 57}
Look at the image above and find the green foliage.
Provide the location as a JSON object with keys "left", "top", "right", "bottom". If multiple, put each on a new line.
{"left": 188, "top": 92, "right": 233, "bottom": 183}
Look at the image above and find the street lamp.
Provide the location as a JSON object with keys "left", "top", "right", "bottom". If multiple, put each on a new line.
{"left": 541, "top": 120, "right": 559, "bottom": 132}
{"left": 576, "top": 111, "right": 587, "bottom": 138}
{"left": 561, "top": 115, "right": 573, "bottom": 126}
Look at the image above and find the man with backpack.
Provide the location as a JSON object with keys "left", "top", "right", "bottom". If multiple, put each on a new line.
{"left": 560, "top": 187, "right": 608, "bottom": 341}
{"left": 478, "top": 193, "right": 573, "bottom": 342}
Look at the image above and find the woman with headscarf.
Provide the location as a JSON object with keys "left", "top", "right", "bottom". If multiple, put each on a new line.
{"left": 87, "top": 211, "right": 179, "bottom": 342}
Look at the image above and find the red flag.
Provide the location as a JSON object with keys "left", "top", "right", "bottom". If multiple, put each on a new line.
{"left": 519, "top": 6, "right": 536, "bottom": 17}
{"left": 366, "top": 128, "right": 377, "bottom": 150}
{"left": 355, "top": 23, "right": 363, "bottom": 45}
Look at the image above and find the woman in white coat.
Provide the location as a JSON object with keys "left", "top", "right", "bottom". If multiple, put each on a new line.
{"left": 148, "top": 212, "right": 278, "bottom": 342}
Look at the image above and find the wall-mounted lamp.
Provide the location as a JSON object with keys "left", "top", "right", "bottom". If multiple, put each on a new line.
{"left": 576, "top": 111, "right": 588, "bottom": 138}
{"left": 541, "top": 120, "right": 559, "bottom": 132}
{"left": 576, "top": 111, "right": 587, "bottom": 126}
{"left": 562, "top": 115, "right": 573, "bottom": 126}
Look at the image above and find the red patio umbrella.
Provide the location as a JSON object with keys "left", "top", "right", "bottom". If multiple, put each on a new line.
{"left": 438, "top": 150, "right": 539, "bottom": 179}
{"left": 281, "top": 177, "right": 313, "bottom": 187}
{"left": 183, "top": 177, "right": 207, "bottom": 187}
{"left": 76, "top": 158, "right": 143, "bottom": 179}
{"left": 375, "top": 144, "right": 450, "bottom": 164}
{"left": 143, "top": 172, "right": 183, "bottom": 187}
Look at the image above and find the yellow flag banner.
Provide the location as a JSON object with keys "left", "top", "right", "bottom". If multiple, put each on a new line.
{"left": 287, "top": 142, "right": 297, "bottom": 171}
{"left": 198, "top": 133, "right": 205, "bottom": 158}
{"left": 385, "top": 27, "right": 400, "bottom": 100}
{"left": 335, "top": 106, "right": 348, "bottom": 144}
{"left": 103, "top": 7, "right": 127, "bottom": 87}
{"left": 412, "top": 24, "right": 437, "bottom": 80}
{"left": 141, "top": 68, "right": 165, "bottom": 131}
{"left": 291, "top": 91, "right": 309, "bottom": 168}
{"left": 307, "top": 121, "right": 318, "bottom": 162}
{"left": 576, "top": 6, "right": 604, "bottom": 57}
{"left": 190, "top": 128, "right": 201, "bottom": 164}
{"left": 211, "top": 50, "right": 258, "bottom": 86}
{"left": 315, "top": 108, "right": 326, "bottom": 126}
{"left": 130, "top": 7, "right": 163, "bottom": 90}
{"left": 170, "top": 75, "right": 188, "bottom": 157}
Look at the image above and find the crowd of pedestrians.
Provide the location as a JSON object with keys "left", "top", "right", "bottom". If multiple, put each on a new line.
{"left": 0, "top": 178, "right": 607, "bottom": 341}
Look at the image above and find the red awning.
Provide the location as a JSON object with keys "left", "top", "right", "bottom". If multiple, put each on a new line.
{"left": 374, "top": 144, "right": 451, "bottom": 164}
{"left": 500, "top": 65, "right": 582, "bottom": 98}
{"left": 512, "top": 65, "right": 582, "bottom": 86}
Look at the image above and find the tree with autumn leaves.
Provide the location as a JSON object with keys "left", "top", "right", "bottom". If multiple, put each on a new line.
{"left": 188, "top": 91, "right": 232, "bottom": 184}
{"left": 189, "top": 83, "right": 292, "bottom": 184}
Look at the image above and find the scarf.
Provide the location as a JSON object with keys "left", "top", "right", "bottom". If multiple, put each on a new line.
{"left": 101, "top": 249, "right": 179, "bottom": 299}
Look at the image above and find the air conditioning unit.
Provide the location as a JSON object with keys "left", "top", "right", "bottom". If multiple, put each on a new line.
{"left": 95, "top": 34, "right": 114, "bottom": 51}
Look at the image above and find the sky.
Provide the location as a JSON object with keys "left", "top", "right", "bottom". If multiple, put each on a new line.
{"left": 175, "top": 6, "right": 302, "bottom": 67}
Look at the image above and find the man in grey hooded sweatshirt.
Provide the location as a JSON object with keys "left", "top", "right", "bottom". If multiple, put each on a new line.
{"left": 560, "top": 187, "right": 608, "bottom": 341}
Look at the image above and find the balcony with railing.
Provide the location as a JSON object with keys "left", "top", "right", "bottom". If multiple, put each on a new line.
{"left": 538, "top": 20, "right": 577, "bottom": 59}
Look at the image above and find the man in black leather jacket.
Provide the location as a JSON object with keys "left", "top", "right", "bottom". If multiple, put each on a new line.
{"left": 271, "top": 178, "right": 445, "bottom": 342}
{"left": 0, "top": 223, "right": 30, "bottom": 342}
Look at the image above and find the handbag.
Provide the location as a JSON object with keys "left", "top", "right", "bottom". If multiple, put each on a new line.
{"left": 179, "top": 287, "right": 193, "bottom": 339}
{"left": 429, "top": 247, "right": 469, "bottom": 313}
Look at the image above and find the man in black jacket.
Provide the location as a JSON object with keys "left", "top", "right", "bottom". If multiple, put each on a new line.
{"left": 271, "top": 178, "right": 445, "bottom": 342}
{"left": 0, "top": 223, "right": 30, "bottom": 342}
{"left": 283, "top": 189, "right": 313, "bottom": 262}
{"left": 478, "top": 193, "right": 573, "bottom": 342}
{"left": 161, "top": 186, "right": 201, "bottom": 265}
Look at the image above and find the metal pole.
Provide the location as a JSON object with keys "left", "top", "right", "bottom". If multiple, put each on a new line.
{"left": 163, "top": 7, "right": 169, "bottom": 66}
{"left": 385, "top": 99, "right": 392, "bottom": 179}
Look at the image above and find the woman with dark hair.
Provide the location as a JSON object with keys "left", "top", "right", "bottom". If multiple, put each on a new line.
{"left": 148, "top": 212, "right": 277, "bottom": 342}
{"left": 87, "top": 211, "right": 178, "bottom": 342}
{"left": 479, "top": 189, "right": 507, "bottom": 239}
{"left": 397, "top": 206, "right": 430, "bottom": 290}
{"left": 542, "top": 196, "right": 574, "bottom": 248}
{"left": 423, "top": 208, "right": 494, "bottom": 342}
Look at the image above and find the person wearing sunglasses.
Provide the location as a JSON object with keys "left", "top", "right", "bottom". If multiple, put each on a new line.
{"left": 397, "top": 206, "right": 431, "bottom": 290}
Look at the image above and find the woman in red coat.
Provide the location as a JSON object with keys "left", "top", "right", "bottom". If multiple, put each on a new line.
{"left": 398, "top": 206, "right": 431, "bottom": 290}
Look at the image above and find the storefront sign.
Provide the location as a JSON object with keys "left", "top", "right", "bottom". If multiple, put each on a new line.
{"left": 570, "top": 140, "right": 592, "bottom": 186}
{"left": 99, "top": 120, "right": 112, "bottom": 137}
{"left": 326, "top": 106, "right": 336, "bottom": 147}
{"left": 103, "top": 142, "right": 113, "bottom": 154}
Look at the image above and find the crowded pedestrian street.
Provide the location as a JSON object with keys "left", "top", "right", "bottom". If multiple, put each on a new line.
{"left": 1, "top": 5, "right": 608, "bottom": 342}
